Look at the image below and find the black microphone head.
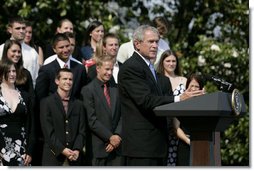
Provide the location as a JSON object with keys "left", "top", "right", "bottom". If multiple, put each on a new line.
{"left": 203, "top": 74, "right": 234, "bottom": 92}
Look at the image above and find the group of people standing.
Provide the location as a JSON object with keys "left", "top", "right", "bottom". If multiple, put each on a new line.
{"left": 0, "top": 16, "right": 205, "bottom": 166}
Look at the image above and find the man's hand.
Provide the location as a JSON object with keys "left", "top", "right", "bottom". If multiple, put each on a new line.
{"left": 180, "top": 87, "right": 205, "bottom": 101}
{"left": 109, "top": 135, "right": 122, "bottom": 148}
{"left": 62, "top": 148, "right": 78, "bottom": 161}
{"left": 105, "top": 143, "right": 114, "bottom": 153}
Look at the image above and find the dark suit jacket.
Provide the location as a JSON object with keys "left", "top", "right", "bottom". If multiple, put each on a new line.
{"left": 40, "top": 93, "right": 86, "bottom": 166}
{"left": 81, "top": 78, "right": 121, "bottom": 158}
{"left": 118, "top": 52, "right": 174, "bottom": 158}
{"left": 35, "top": 59, "right": 87, "bottom": 101}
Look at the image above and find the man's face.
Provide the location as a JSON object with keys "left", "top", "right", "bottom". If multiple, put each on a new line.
{"left": 134, "top": 29, "right": 159, "bottom": 60}
{"left": 96, "top": 61, "right": 113, "bottom": 82}
{"left": 103, "top": 37, "right": 119, "bottom": 58}
{"left": 8, "top": 22, "right": 26, "bottom": 41}
{"left": 55, "top": 71, "right": 73, "bottom": 92}
{"left": 53, "top": 40, "right": 71, "bottom": 62}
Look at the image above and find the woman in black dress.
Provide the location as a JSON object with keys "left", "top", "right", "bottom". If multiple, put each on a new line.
{"left": 0, "top": 59, "right": 34, "bottom": 166}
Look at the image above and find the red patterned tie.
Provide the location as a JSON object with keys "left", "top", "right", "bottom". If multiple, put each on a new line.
{"left": 104, "top": 83, "right": 111, "bottom": 108}
{"left": 64, "top": 63, "right": 68, "bottom": 68}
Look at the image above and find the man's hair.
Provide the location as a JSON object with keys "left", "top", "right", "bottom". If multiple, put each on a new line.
{"left": 8, "top": 17, "right": 26, "bottom": 28}
{"left": 64, "top": 31, "right": 76, "bottom": 39}
{"left": 51, "top": 33, "right": 70, "bottom": 48}
{"left": 102, "top": 33, "right": 119, "bottom": 47}
{"left": 55, "top": 68, "right": 73, "bottom": 80}
{"left": 132, "top": 25, "right": 159, "bottom": 42}
{"left": 96, "top": 55, "right": 114, "bottom": 67}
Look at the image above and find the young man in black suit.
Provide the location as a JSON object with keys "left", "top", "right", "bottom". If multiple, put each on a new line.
{"left": 118, "top": 25, "right": 204, "bottom": 166}
{"left": 34, "top": 33, "right": 87, "bottom": 165}
{"left": 40, "top": 68, "right": 86, "bottom": 166}
{"left": 81, "top": 55, "right": 122, "bottom": 166}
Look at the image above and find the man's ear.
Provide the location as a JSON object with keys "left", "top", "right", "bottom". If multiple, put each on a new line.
{"left": 53, "top": 47, "right": 57, "bottom": 54}
{"left": 7, "top": 26, "right": 12, "bottom": 34}
{"left": 55, "top": 78, "right": 59, "bottom": 86}
{"left": 96, "top": 66, "right": 100, "bottom": 73}
{"left": 56, "top": 27, "right": 61, "bottom": 33}
{"left": 133, "top": 40, "right": 140, "bottom": 51}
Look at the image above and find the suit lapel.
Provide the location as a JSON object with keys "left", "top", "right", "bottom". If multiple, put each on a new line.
{"left": 67, "top": 99, "right": 74, "bottom": 118}
{"left": 134, "top": 53, "right": 162, "bottom": 94}
{"left": 53, "top": 93, "right": 66, "bottom": 117}
{"left": 109, "top": 85, "right": 116, "bottom": 117}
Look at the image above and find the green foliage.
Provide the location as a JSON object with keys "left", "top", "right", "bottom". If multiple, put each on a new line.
{"left": 221, "top": 113, "right": 249, "bottom": 165}
{"left": 171, "top": 0, "right": 249, "bottom": 165}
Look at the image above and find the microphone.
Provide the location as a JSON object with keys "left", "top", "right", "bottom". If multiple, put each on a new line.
{"left": 204, "top": 75, "right": 234, "bottom": 92}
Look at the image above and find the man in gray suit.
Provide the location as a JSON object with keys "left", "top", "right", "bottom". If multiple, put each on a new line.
{"left": 81, "top": 55, "right": 122, "bottom": 166}
{"left": 40, "top": 68, "right": 86, "bottom": 166}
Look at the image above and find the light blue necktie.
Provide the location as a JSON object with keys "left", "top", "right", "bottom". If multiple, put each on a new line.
{"left": 149, "top": 63, "right": 157, "bottom": 81}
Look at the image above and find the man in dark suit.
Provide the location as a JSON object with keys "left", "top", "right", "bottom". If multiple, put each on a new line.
{"left": 40, "top": 68, "right": 86, "bottom": 166}
{"left": 118, "top": 25, "right": 204, "bottom": 166}
{"left": 34, "top": 33, "right": 87, "bottom": 165}
{"left": 81, "top": 55, "right": 122, "bottom": 166}
{"left": 35, "top": 33, "right": 87, "bottom": 101}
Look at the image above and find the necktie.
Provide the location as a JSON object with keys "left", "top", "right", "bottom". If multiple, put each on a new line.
{"left": 149, "top": 63, "right": 157, "bottom": 81}
{"left": 62, "top": 98, "right": 69, "bottom": 114}
{"left": 104, "top": 83, "right": 111, "bottom": 108}
{"left": 63, "top": 63, "right": 68, "bottom": 68}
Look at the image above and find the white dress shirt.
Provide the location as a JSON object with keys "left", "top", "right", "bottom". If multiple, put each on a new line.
{"left": 43, "top": 54, "right": 82, "bottom": 65}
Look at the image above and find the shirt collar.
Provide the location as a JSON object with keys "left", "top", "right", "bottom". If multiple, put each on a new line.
{"left": 135, "top": 50, "right": 150, "bottom": 66}
{"left": 95, "top": 77, "right": 110, "bottom": 87}
{"left": 56, "top": 57, "right": 71, "bottom": 68}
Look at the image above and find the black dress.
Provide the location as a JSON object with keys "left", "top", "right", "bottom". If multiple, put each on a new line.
{"left": 0, "top": 88, "right": 29, "bottom": 166}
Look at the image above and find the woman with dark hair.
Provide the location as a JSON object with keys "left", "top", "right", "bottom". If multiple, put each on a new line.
{"left": 186, "top": 73, "right": 204, "bottom": 91}
{"left": 0, "top": 60, "right": 35, "bottom": 166}
{"left": 1, "top": 39, "right": 34, "bottom": 96}
{"left": 81, "top": 20, "right": 104, "bottom": 63}
{"left": 157, "top": 49, "right": 190, "bottom": 166}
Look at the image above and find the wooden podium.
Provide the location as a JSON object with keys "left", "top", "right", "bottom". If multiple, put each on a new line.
{"left": 154, "top": 91, "right": 246, "bottom": 166}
